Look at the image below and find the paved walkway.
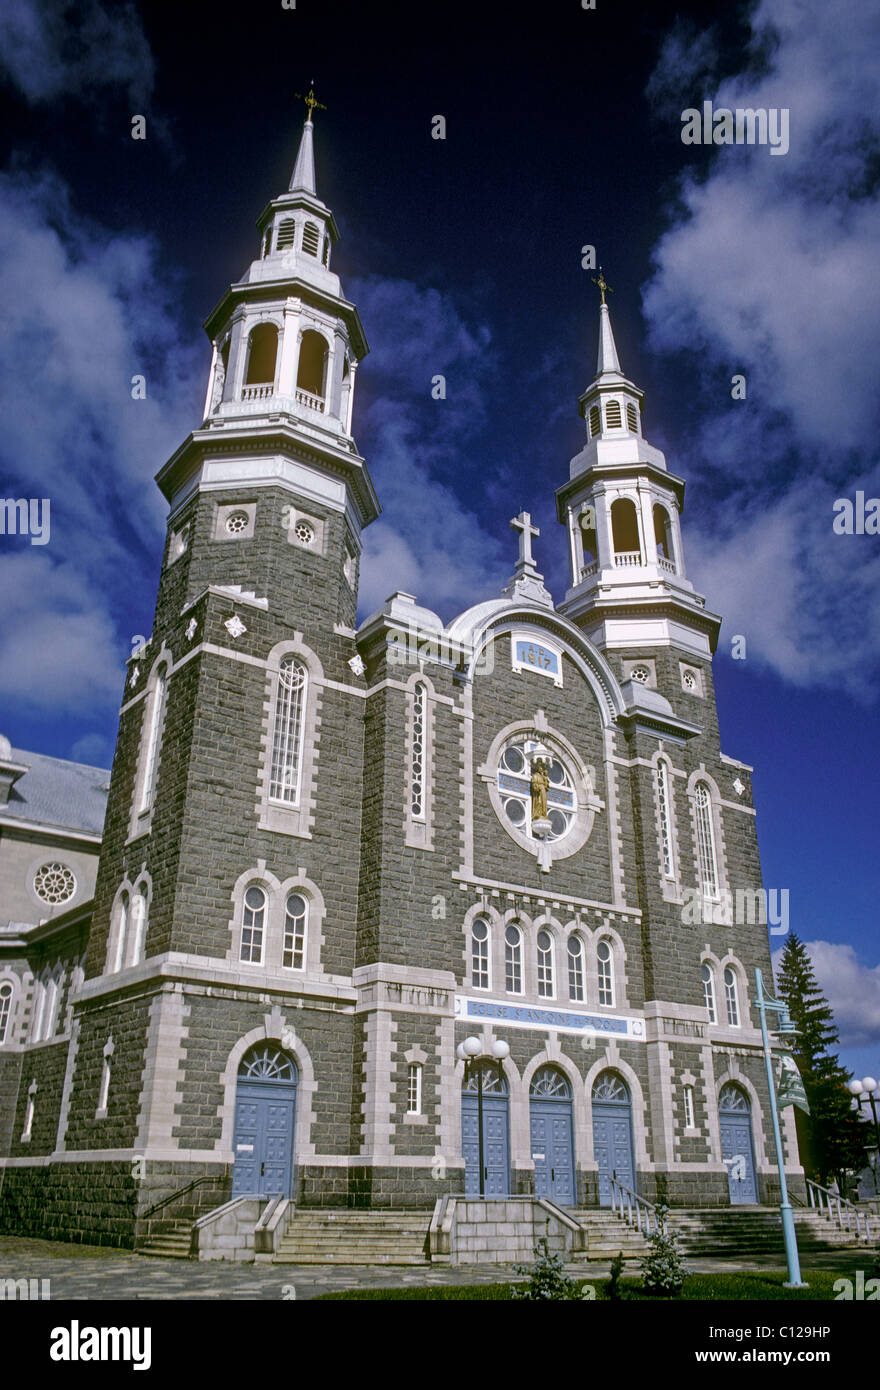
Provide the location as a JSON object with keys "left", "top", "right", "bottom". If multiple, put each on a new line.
{"left": 0, "top": 1235, "right": 867, "bottom": 1300}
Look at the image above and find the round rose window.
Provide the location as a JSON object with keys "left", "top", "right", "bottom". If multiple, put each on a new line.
{"left": 496, "top": 739, "right": 576, "bottom": 842}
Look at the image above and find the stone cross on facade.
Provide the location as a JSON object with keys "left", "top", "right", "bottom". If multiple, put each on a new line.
{"left": 510, "top": 511, "right": 540, "bottom": 571}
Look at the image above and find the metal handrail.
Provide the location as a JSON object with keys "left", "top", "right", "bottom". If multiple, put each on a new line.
{"left": 609, "top": 1177, "right": 662, "bottom": 1236}
{"left": 806, "top": 1178, "right": 873, "bottom": 1241}
{"left": 140, "top": 1175, "right": 223, "bottom": 1220}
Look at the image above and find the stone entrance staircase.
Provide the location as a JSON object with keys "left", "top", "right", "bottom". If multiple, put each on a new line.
{"left": 665, "top": 1206, "right": 871, "bottom": 1258}
{"left": 567, "top": 1209, "right": 651, "bottom": 1260}
{"left": 275, "top": 1209, "right": 431, "bottom": 1265}
{"left": 137, "top": 1223, "right": 193, "bottom": 1259}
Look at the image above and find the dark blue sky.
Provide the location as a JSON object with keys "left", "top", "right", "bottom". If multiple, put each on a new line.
{"left": 0, "top": 0, "right": 877, "bottom": 1076}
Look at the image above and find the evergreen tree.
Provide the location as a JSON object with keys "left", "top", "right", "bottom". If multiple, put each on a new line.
{"left": 776, "top": 935, "right": 869, "bottom": 1192}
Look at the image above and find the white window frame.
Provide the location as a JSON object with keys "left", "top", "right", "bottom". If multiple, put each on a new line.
{"left": 597, "top": 938, "right": 615, "bottom": 1007}
{"left": 282, "top": 891, "right": 308, "bottom": 971}
{"left": 567, "top": 935, "right": 585, "bottom": 1003}
{"left": 240, "top": 884, "right": 268, "bottom": 965}
{"left": 694, "top": 782, "right": 719, "bottom": 901}
{"left": 22, "top": 1085, "right": 35, "bottom": 1142}
{"left": 470, "top": 917, "right": 491, "bottom": 991}
{"left": 724, "top": 966, "right": 740, "bottom": 1027}
{"left": 0, "top": 979, "right": 14, "bottom": 1044}
{"left": 112, "top": 891, "right": 129, "bottom": 974}
{"left": 683, "top": 1084, "right": 695, "bottom": 1129}
{"left": 269, "top": 657, "right": 308, "bottom": 806}
{"left": 701, "top": 962, "right": 717, "bottom": 1024}
{"left": 405, "top": 675, "right": 435, "bottom": 850}
{"left": 138, "top": 664, "right": 167, "bottom": 816}
{"left": 257, "top": 642, "right": 322, "bottom": 839}
{"left": 407, "top": 1062, "right": 423, "bottom": 1115}
{"left": 536, "top": 928, "right": 555, "bottom": 999}
{"left": 504, "top": 923, "right": 524, "bottom": 995}
{"left": 656, "top": 758, "right": 675, "bottom": 879}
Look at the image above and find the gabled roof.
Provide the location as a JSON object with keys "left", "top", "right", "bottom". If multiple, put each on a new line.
{"left": 0, "top": 746, "right": 110, "bottom": 838}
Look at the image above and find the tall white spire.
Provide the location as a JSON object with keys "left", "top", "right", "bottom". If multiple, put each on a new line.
{"left": 596, "top": 301, "right": 621, "bottom": 376}
{"left": 289, "top": 117, "right": 316, "bottom": 195}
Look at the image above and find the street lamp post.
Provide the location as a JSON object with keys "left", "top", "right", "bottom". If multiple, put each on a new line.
{"left": 847, "top": 1077, "right": 880, "bottom": 1194}
{"left": 457, "top": 1035, "right": 510, "bottom": 1196}
{"left": 755, "top": 967, "right": 808, "bottom": 1289}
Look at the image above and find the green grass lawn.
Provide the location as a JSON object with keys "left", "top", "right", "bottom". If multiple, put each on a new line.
{"left": 316, "top": 1270, "right": 852, "bottom": 1301}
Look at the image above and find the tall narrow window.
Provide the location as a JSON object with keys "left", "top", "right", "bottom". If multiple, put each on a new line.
{"left": 411, "top": 682, "right": 427, "bottom": 821}
{"left": 113, "top": 891, "right": 129, "bottom": 973}
{"left": 139, "top": 665, "right": 167, "bottom": 815}
{"left": 536, "top": 930, "right": 554, "bottom": 998}
{"left": 296, "top": 330, "right": 328, "bottom": 399}
{"left": 98, "top": 1055, "right": 111, "bottom": 1112}
{"left": 240, "top": 886, "right": 266, "bottom": 964}
{"left": 22, "top": 1087, "right": 35, "bottom": 1141}
{"left": 505, "top": 924, "right": 523, "bottom": 994}
{"left": 129, "top": 886, "right": 148, "bottom": 967}
{"left": 407, "top": 1063, "right": 422, "bottom": 1115}
{"left": 567, "top": 936, "right": 584, "bottom": 1002}
{"left": 589, "top": 404, "right": 601, "bottom": 437}
{"left": 42, "top": 976, "right": 58, "bottom": 1039}
{"left": 244, "top": 323, "right": 279, "bottom": 386}
{"left": 471, "top": 918, "right": 489, "bottom": 990}
{"left": 657, "top": 760, "right": 674, "bottom": 878}
{"left": 683, "top": 1084, "right": 695, "bottom": 1129}
{"left": 597, "top": 939, "right": 614, "bottom": 1006}
{"left": 269, "top": 658, "right": 307, "bottom": 804}
{"left": 724, "top": 967, "right": 740, "bottom": 1026}
{"left": 31, "top": 978, "right": 46, "bottom": 1042}
{"left": 695, "top": 783, "right": 719, "bottom": 899}
{"left": 701, "top": 962, "right": 717, "bottom": 1023}
{"left": 0, "top": 981, "right": 12, "bottom": 1043}
{"left": 302, "top": 221, "right": 320, "bottom": 256}
{"left": 283, "top": 893, "right": 307, "bottom": 970}
{"left": 604, "top": 399, "right": 622, "bottom": 428}
{"left": 276, "top": 218, "right": 296, "bottom": 250}
{"left": 626, "top": 402, "right": 639, "bottom": 432}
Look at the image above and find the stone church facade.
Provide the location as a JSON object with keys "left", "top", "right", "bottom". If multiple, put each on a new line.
{"left": 0, "top": 113, "right": 804, "bottom": 1247}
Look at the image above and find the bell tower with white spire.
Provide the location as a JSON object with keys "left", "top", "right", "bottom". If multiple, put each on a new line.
{"left": 556, "top": 274, "right": 719, "bottom": 663}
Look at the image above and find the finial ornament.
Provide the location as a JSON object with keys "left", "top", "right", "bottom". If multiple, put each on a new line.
{"left": 295, "top": 82, "right": 326, "bottom": 124}
{"left": 591, "top": 268, "right": 613, "bottom": 305}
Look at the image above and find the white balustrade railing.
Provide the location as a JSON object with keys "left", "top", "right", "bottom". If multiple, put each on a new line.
{"left": 580, "top": 562, "right": 598, "bottom": 579}
{"left": 296, "top": 388, "right": 325, "bottom": 412}
{"left": 806, "top": 1178, "right": 873, "bottom": 1241}
{"left": 658, "top": 555, "right": 676, "bottom": 573}
{"left": 609, "top": 1177, "right": 662, "bottom": 1236}
{"left": 613, "top": 551, "right": 642, "bottom": 567}
{"left": 241, "top": 384, "right": 273, "bottom": 401}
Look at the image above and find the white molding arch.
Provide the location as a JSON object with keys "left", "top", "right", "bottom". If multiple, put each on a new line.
{"left": 217, "top": 1020, "right": 317, "bottom": 1162}
{"left": 583, "top": 1053, "right": 652, "bottom": 1171}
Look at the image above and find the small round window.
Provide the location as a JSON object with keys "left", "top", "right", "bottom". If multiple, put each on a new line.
{"left": 631, "top": 665, "right": 650, "bottom": 684}
{"left": 34, "top": 862, "right": 76, "bottom": 905}
{"left": 295, "top": 521, "right": 315, "bottom": 546}
{"left": 225, "top": 511, "right": 250, "bottom": 535}
{"left": 683, "top": 670, "right": 697, "bottom": 691}
{"left": 497, "top": 738, "right": 576, "bottom": 843}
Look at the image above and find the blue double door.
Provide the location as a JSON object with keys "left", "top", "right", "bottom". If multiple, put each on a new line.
{"left": 592, "top": 1104, "right": 636, "bottom": 1206}
{"left": 530, "top": 1102, "right": 576, "bottom": 1206}
{"left": 232, "top": 1081, "right": 297, "bottom": 1197}
{"left": 462, "top": 1093, "right": 510, "bottom": 1195}
{"left": 720, "top": 1111, "right": 758, "bottom": 1204}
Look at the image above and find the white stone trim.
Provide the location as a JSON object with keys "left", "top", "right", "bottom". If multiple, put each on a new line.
{"left": 256, "top": 635, "right": 323, "bottom": 838}
{"left": 404, "top": 671, "right": 435, "bottom": 851}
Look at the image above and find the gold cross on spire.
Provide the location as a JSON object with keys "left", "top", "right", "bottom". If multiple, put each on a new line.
{"left": 592, "top": 268, "right": 613, "bottom": 305}
{"left": 295, "top": 82, "right": 326, "bottom": 124}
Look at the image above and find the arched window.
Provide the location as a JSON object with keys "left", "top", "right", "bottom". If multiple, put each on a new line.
{"left": 610, "top": 497, "right": 641, "bottom": 561}
{"left": 695, "top": 783, "right": 719, "bottom": 899}
{"left": 719, "top": 1082, "right": 749, "bottom": 1112}
{"left": 592, "top": 1071, "right": 629, "bottom": 1103}
{"left": 653, "top": 504, "right": 674, "bottom": 565}
{"left": 238, "top": 1043, "right": 297, "bottom": 1081}
{"left": 276, "top": 218, "right": 296, "bottom": 250}
{"left": 302, "top": 221, "right": 320, "bottom": 257}
{"left": 597, "top": 939, "right": 614, "bottom": 1006}
{"left": 604, "top": 399, "right": 622, "bottom": 428}
{"left": 240, "top": 885, "right": 267, "bottom": 964}
{"left": 530, "top": 1066, "right": 571, "bottom": 1098}
{"left": 411, "top": 682, "right": 427, "bottom": 822}
{"left": 269, "top": 657, "right": 307, "bottom": 804}
{"left": 0, "top": 981, "right": 13, "bottom": 1043}
{"left": 536, "top": 929, "right": 554, "bottom": 998}
{"left": 407, "top": 1062, "right": 422, "bottom": 1114}
{"left": 129, "top": 885, "right": 148, "bottom": 967}
{"left": 683, "top": 1083, "right": 695, "bottom": 1128}
{"left": 567, "top": 935, "right": 584, "bottom": 1002}
{"left": 30, "top": 977, "right": 46, "bottom": 1041}
{"left": 471, "top": 917, "right": 490, "bottom": 990}
{"left": 656, "top": 759, "right": 674, "bottom": 878}
{"left": 112, "top": 891, "right": 129, "bottom": 973}
{"left": 505, "top": 923, "right": 523, "bottom": 994}
{"left": 43, "top": 975, "right": 58, "bottom": 1039}
{"left": 244, "top": 323, "right": 279, "bottom": 386}
{"left": 282, "top": 893, "right": 308, "bottom": 970}
{"left": 701, "top": 962, "right": 717, "bottom": 1023}
{"left": 296, "top": 330, "right": 328, "bottom": 399}
{"left": 588, "top": 404, "right": 601, "bottom": 437}
{"left": 724, "top": 966, "right": 740, "bottom": 1027}
{"left": 580, "top": 513, "right": 598, "bottom": 570}
{"left": 626, "top": 402, "right": 639, "bottom": 432}
{"left": 138, "top": 664, "right": 167, "bottom": 816}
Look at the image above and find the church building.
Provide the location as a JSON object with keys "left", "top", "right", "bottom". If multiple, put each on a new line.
{"left": 0, "top": 106, "right": 805, "bottom": 1252}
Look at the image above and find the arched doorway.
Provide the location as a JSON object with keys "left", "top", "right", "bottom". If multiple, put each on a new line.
{"left": 591, "top": 1070, "right": 636, "bottom": 1206}
{"left": 231, "top": 1043, "right": 298, "bottom": 1197}
{"left": 529, "top": 1066, "right": 576, "bottom": 1206}
{"left": 461, "top": 1062, "right": 510, "bottom": 1196}
{"left": 719, "top": 1083, "right": 758, "bottom": 1204}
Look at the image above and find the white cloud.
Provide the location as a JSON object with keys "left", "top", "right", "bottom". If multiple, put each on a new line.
{"left": 0, "top": 0, "right": 154, "bottom": 105}
{"left": 644, "top": 0, "right": 880, "bottom": 689}
{"left": 774, "top": 940, "right": 880, "bottom": 1050}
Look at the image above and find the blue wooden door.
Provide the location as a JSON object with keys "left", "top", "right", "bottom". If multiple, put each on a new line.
{"left": 592, "top": 1105, "right": 635, "bottom": 1206}
{"left": 232, "top": 1044, "right": 298, "bottom": 1197}
{"left": 530, "top": 1102, "right": 576, "bottom": 1205}
{"left": 462, "top": 1094, "right": 510, "bottom": 1196}
{"left": 720, "top": 1112, "right": 758, "bottom": 1204}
